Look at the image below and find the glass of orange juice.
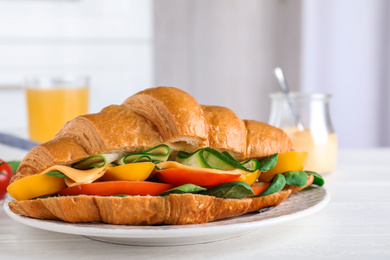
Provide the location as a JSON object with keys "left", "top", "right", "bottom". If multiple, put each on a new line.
{"left": 25, "top": 76, "right": 89, "bottom": 143}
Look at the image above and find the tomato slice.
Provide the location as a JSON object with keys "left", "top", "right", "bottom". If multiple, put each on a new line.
{"left": 58, "top": 181, "right": 175, "bottom": 197}
{"left": 251, "top": 182, "right": 271, "bottom": 196}
{"left": 156, "top": 168, "right": 240, "bottom": 187}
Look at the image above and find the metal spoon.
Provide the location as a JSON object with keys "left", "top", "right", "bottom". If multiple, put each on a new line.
{"left": 274, "top": 67, "right": 304, "bottom": 131}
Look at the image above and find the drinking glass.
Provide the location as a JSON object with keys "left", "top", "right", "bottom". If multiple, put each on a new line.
{"left": 25, "top": 76, "right": 89, "bottom": 143}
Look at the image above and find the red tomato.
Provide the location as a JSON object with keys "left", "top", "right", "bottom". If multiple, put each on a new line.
{"left": 58, "top": 181, "right": 175, "bottom": 197}
{"left": 156, "top": 168, "right": 240, "bottom": 187}
{"left": 251, "top": 182, "right": 271, "bottom": 196}
{"left": 0, "top": 160, "right": 14, "bottom": 199}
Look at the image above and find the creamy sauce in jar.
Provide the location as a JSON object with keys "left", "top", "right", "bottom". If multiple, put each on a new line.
{"left": 283, "top": 127, "right": 338, "bottom": 174}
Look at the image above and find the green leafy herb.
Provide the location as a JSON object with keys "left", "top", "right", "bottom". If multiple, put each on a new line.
{"left": 258, "top": 154, "right": 278, "bottom": 172}
{"left": 45, "top": 171, "right": 67, "bottom": 178}
{"left": 306, "top": 171, "right": 325, "bottom": 186}
{"left": 158, "top": 184, "right": 206, "bottom": 196}
{"left": 201, "top": 181, "right": 255, "bottom": 199}
{"left": 283, "top": 171, "right": 308, "bottom": 187}
{"left": 111, "top": 194, "right": 130, "bottom": 197}
{"left": 29, "top": 194, "right": 55, "bottom": 200}
{"left": 255, "top": 174, "right": 286, "bottom": 197}
{"left": 8, "top": 161, "right": 21, "bottom": 174}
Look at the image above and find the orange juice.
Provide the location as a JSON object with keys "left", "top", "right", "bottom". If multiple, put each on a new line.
{"left": 26, "top": 87, "right": 88, "bottom": 142}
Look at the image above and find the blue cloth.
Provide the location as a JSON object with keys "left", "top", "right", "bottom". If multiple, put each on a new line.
{"left": 0, "top": 133, "right": 38, "bottom": 151}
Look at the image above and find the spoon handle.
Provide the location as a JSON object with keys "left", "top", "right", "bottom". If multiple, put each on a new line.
{"left": 274, "top": 67, "right": 304, "bottom": 131}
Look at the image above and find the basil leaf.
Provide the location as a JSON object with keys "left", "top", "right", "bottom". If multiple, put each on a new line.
{"left": 258, "top": 154, "right": 278, "bottom": 172}
{"left": 283, "top": 171, "right": 308, "bottom": 187}
{"left": 45, "top": 171, "right": 67, "bottom": 178}
{"left": 306, "top": 171, "right": 325, "bottom": 186}
{"left": 201, "top": 181, "right": 255, "bottom": 198}
{"left": 255, "top": 174, "right": 286, "bottom": 197}
{"left": 158, "top": 184, "right": 206, "bottom": 196}
{"left": 111, "top": 194, "right": 130, "bottom": 197}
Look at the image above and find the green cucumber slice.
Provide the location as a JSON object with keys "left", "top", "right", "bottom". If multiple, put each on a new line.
{"left": 176, "top": 149, "right": 210, "bottom": 168}
{"left": 176, "top": 147, "right": 260, "bottom": 172}
{"left": 72, "top": 153, "right": 120, "bottom": 169}
{"left": 256, "top": 174, "right": 286, "bottom": 197}
{"left": 117, "top": 144, "right": 170, "bottom": 165}
{"left": 202, "top": 148, "right": 237, "bottom": 171}
{"left": 306, "top": 171, "right": 325, "bottom": 186}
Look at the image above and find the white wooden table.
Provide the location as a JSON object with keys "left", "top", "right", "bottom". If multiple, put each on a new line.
{"left": 1, "top": 145, "right": 389, "bottom": 259}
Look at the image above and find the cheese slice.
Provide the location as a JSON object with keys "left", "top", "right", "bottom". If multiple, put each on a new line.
{"left": 156, "top": 161, "right": 246, "bottom": 175}
{"left": 41, "top": 164, "right": 111, "bottom": 187}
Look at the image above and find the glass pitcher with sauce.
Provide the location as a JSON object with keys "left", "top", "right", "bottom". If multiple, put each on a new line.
{"left": 269, "top": 92, "right": 337, "bottom": 174}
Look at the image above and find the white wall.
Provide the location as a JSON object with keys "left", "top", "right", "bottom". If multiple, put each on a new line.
{"left": 301, "top": 0, "right": 390, "bottom": 147}
{"left": 0, "top": 0, "right": 153, "bottom": 136}
{"left": 153, "top": 0, "right": 302, "bottom": 123}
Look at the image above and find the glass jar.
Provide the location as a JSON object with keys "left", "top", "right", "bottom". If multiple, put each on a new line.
{"left": 269, "top": 92, "right": 337, "bottom": 174}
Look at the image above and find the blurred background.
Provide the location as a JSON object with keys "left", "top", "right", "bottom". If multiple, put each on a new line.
{"left": 0, "top": 0, "right": 389, "bottom": 148}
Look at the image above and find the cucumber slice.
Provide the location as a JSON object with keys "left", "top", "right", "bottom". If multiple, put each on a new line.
{"left": 72, "top": 153, "right": 120, "bottom": 169}
{"left": 241, "top": 159, "right": 261, "bottom": 172}
{"left": 203, "top": 148, "right": 237, "bottom": 171}
{"left": 306, "top": 171, "right": 325, "bottom": 186}
{"left": 117, "top": 144, "right": 170, "bottom": 165}
{"left": 176, "top": 147, "right": 260, "bottom": 172}
{"left": 255, "top": 174, "right": 286, "bottom": 197}
{"left": 176, "top": 149, "right": 210, "bottom": 168}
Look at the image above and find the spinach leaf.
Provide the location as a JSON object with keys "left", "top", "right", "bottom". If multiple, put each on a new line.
{"left": 306, "top": 171, "right": 325, "bottom": 186}
{"left": 283, "top": 171, "right": 308, "bottom": 187}
{"left": 111, "top": 194, "right": 130, "bottom": 197}
{"left": 158, "top": 184, "right": 206, "bottom": 196}
{"left": 8, "top": 160, "right": 21, "bottom": 174}
{"left": 255, "top": 174, "right": 286, "bottom": 197}
{"left": 258, "top": 154, "right": 278, "bottom": 172}
{"left": 45, "top": 171, "right": 67, "bottom": 178}
{"left": 201, "top": 181, "right": 254, "bottom": 198}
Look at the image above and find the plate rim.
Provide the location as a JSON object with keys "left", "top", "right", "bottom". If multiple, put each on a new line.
{"left": 3, "top": 187, "right": 330, "bottom": 239}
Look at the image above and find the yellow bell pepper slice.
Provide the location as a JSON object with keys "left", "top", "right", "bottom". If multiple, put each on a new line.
{"left": 258, "top": 151, "right": 308, "bottom": 182}
{"left": 101, "top": 162, "right": 155, "bottom": 181}
{"left": 7, "top": 174, "right": 67, "bottom": 201}
{"left": 235, "top": 170, "right": 261, "bottom": 186}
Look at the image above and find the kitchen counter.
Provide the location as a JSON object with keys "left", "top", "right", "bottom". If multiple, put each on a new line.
{"left": 0, "top": 144, "right": 389, "bottom": 259}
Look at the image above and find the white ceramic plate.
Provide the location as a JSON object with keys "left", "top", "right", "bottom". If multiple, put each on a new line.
{"left": 4, "top": 187, "right": 329, "bottom": 246}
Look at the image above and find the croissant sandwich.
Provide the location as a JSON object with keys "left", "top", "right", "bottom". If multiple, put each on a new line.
{"left": 7, "top": 86, "right": 324, "bottom": 225}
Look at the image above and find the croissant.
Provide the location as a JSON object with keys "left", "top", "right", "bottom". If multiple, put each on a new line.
{"left": 8, "top": 86, "right": 312, "bottom": 225}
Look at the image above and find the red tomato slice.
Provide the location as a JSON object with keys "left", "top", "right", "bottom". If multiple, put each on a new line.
{"left": 156, "top": 168, "right": 240, "bottom": 187}
{"left": 58, "top": 181, "right": 175, "bottom": 197}
{"left": 251, "top": 182, "right": 271, "bottom": 196}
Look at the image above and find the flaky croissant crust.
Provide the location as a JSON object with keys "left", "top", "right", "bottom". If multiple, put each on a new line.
{"left": 12, "top": 86, "right": 291, "bottom": 183}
